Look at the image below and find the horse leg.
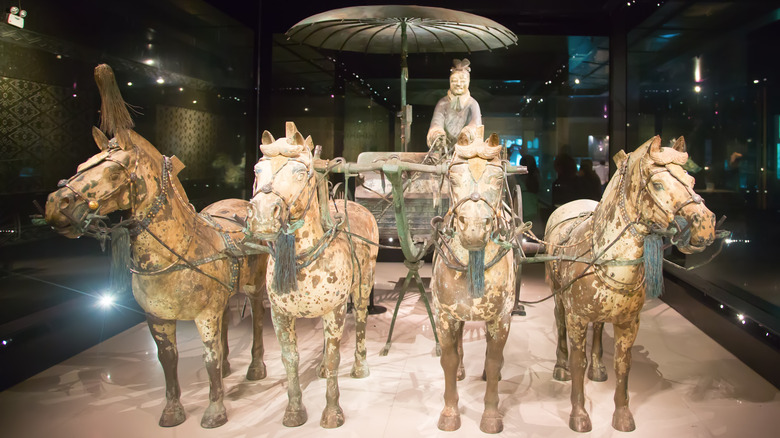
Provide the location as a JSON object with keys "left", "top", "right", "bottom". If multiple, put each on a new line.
{"left": 350, "top": 281, "right": 370, "bottom": 378}
{"left": 552, "top": 293, "right": 570, "bottom": 381}
{"left": 587, "top": 322, "right": 607, "bottom": 382}
{"left": 567, "top": 317, "right": 592, "bottom": 432}
{"left": 221, "top": 308, "right": 231, "bottom": 378}
{"left": 456, "top": 322, "right": 466, "bottom": 381}
{"left": 270, "top": 307, "right": 307, "bottom": 427}
{"left": 612, "top": 317, "right": 640, "bottom": 432}
{"left": 246, "top": 294, "right": 267, "bottom": 380}
{"left": 437, "top": 315, "right": 462, "bottom": 431}
{"left": 320, "top": 303, "right": 347, "bottom": 428}
{"left": 194, "top": 314, "right": 227, "bottom": 428}
{"left": 480, "top": 316, "right": 510, "bottom": 434}
{"left": 147, "top": 316, "right": 185, "bottom": 427}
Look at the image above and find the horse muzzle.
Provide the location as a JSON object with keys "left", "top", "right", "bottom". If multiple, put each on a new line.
{"left": 456, "top": 215, "right": 493, "bottom": 251}
{"left": 44, "top": 189, "right": 89, "bottom": 238}
{"left": 247, "top": 197, "right": 284, "bottom": 239}
{"left": 675, "top": 205, "right": 716, "bottom": 254}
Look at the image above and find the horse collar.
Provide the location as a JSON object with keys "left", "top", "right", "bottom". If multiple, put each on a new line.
{"left": 130, "top": 156, "right": 170, "bottom": 237}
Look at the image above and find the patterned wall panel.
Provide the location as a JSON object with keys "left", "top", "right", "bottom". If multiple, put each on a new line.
{"left": 0, "top": 76, "right": 94, "bottom": 195}
{"left": 156, "top": 105, "right": 220, "bottom": 181}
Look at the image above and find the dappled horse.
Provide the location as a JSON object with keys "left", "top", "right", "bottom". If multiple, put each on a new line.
{"left": 44, "top": 64, "right": 268, "bottom": 428}
{"left": 431, "top": 127, "right": 516, "bottom": 433}
{"left": 544, "top": 136, "right": 716, "bottom": 432}
{"left": 248, "top": 122, "right": 379, "bottom": 428}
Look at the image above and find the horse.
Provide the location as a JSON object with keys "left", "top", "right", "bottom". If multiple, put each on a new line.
{"left": 247, "top": 121, "right": 379, "bottom": 428}
{"left": 44, "top": 64, "right": 268, "bottom": 429}
{"left": 430, "top": 127, "right": 516, "bottom": 434}
{"left": 544, "top": 136, "right": 716, "bottom": 432}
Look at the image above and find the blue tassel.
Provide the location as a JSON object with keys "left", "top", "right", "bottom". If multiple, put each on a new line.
{"left": 110, "top": 227, "right": 132, "bottom": 295}
{"left": 644, "top": 234, "right": 664, "bottom": 299}
{"left": 273, "top": 232, "right": 298, "bottom": 294}
{"left": 468, "top": 250, "right": 485, "bottom": 299}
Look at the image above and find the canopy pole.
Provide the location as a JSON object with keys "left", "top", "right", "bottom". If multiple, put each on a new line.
{"left": 400, "top": 20, "right": 411, "bottom": 153}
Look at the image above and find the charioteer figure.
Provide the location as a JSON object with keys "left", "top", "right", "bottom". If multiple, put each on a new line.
{"left": 426, "top": 58, "right": 482, "bottom": 158}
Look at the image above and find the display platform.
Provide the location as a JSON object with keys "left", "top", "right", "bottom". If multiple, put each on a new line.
{"left": 0, "top": 262, "right": 778, "bottom": 437}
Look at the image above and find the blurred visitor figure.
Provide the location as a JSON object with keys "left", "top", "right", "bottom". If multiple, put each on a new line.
{"left": 426, "top": 58, "right": 482, "bottom": 157}
{"left": 725, "top": 151, "right": 743, "bottom": 191}
{"left": 517, "top": 154, "right": 540, "bottom": 231}
{"left": 578, "top": 159, "right": 602, "bottom": 201}
{"left": 552, "top": 151, "right": 579, "bottom": 207}
{"left": 593, "top": 160, "right": 609, "bottom": 190}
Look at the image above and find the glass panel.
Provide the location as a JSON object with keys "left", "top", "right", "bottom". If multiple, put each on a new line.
{"left": 627, "top": 2, "right": 780, "bottom": 330}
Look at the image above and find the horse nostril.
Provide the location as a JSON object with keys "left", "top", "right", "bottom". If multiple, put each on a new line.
{"left": 272, "top": 203, "right": 281, "bottom": 218}
{"left": 59, "top": 196, "right": 71, "bottom": 211}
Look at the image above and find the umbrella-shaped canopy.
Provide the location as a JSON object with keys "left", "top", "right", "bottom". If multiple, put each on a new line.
{"left": 286, "top": 5, "right": 517, "bottom": 151}
{"left": 285, "top": 5, "right": 517, "bottom": 54}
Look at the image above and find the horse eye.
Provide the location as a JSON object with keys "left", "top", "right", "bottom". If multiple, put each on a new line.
{"left": 652, "top": 182, "right": 664, "bottom": 191}
{"left": 295, "top": 170, "right": 306, "bottom": 181}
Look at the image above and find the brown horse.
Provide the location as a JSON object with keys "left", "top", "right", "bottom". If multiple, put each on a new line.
{"left": 44, "top": 65, "right": 268, "bottom": 429}
{"left": 545, "top": 136, "right": 716, "bottom": 432}
{"left": 431, "top": 128, "right": 516, "bottom": 433}
{"left": 247, "top": 122, "right": 378, "bottom": 428}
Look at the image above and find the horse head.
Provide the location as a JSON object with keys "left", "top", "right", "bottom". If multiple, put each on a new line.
{"left": 621, "top": 136, "right": 716, "bottom": 254}
{"left": 248, "top": 121, "right": 316, "bottom": 239}
{"left": 447, "top": 126, "right": 505, "bottom": 251}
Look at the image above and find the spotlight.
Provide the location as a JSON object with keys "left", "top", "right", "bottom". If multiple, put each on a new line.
{"left": 98, "top": 294, "right": 115, "bottom": 309}
{"left": 6, "top": 6, "right": 26, "bottom": 29}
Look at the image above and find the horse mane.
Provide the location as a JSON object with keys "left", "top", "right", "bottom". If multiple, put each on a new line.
{"left": 453, "top": 126, "right": 501, "bottom": 161}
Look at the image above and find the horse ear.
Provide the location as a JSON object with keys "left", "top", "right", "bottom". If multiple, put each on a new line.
{"left": 169, "top": 155, "right": 186, "bottom": 176}
{"left": 261, "top": 130, "right": 274, "bottom": 146}
{"left": 304, "top": 135, "right": 314, "bottom": 151}
{"left": 285, "top": 121, "right": 298, "bottom": 139}
{"left": 116, "top": 129, "right": 133, "bottom": 151}
{"left": 92, "top": 126, "right": 109, "bottom": 151}
{"left": 292, "top": 132, "right": 305, "bottom": 146}
{"left": 672, "top": 136, "right": 686, "bottom": 153}
{"left": 613, "top": 150, "right": 628, "bottom": 167}
{"left": 649, "top": 135, "right": 662, "bottom": 154}
{"left": 488, "top": 132, "right": 500, "bottom": 147}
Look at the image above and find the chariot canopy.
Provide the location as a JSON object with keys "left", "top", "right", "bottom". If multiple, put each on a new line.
{"left": 286, "top": 5, "right": 517, "bottom": 151}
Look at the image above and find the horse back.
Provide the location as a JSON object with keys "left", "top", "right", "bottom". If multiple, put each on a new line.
{"left": 331, "top": 200, "right": 379, "bottom": 259}
{"left": 544, "top": 199, "right": 598, "bottom": 245}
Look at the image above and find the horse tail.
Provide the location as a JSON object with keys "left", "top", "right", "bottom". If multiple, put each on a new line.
{"left": 468, "top": 250, "right": 485, "bottom": 299}
{"left": 273, "top": 232, "right": 298, "bottom": 294}
{"left": 94, "top": 64, "right": 135, "bottom": 137}
{"left": 644, "top": 234, "right": 664, "bottom": 299}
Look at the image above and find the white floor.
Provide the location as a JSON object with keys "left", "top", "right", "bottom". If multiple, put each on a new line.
{"left": 1, "top": 262, "right": 778, "bottom": 438}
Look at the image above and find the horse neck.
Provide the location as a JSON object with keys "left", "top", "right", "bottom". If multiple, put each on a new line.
{"left": 591, "top": 158, "right": 646, "bottom": 260}
{"left": 131, "top": 153, "right": 202, "bottom": 256}
{"left": 292, "top": 179, "right": 325, "bottom": 253}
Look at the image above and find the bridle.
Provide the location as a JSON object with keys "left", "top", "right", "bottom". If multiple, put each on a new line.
{"left": 251, "top": 155, "right": 317, "bottom": 236}
{"left": 617, "top": 156, "right": 703, "bottom": 240}
{"left": 432, "top": 158, "right": 515, "bottom": 273}
{"left": 55, "top": 138, "right": 142, "bottom": 236}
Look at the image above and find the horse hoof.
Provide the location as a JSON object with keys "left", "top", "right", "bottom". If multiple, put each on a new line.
{"left": 457, "top": 366, "right": 466, "bottom": 381}
{"left": 320, "top": 406, "right": 345, "bottom": 428}
{"left": 438, "top": 408, "right": 461, "bottom": 431}
{"left": 569, "top": 414, "right": 592, "bottom": 433}
{"left": 612, "top": 407, "right": 636, "bottom": 432}
{"left": 587, "top": 364, "right": 607, "bottom": 382}
{"left": 246, "top": 362, "right": 267, "bottom": 381}
{"left": 283, "top": 406, "right": 308, "bottom": 427}
{"left": 350, "top": 362, "right": 370, "bottom": 379}
{"left": 553, "top": 366, "right": 571, "bottom": 381}
{"left": 221, "top": 361, "right": 232, "bottom": 378}
{"left": 480, "top": 413, "right": 504, "bottom": 434}
{"left": 200, "top": 403, "right": 227, "bottom": 428}
{"left": 158, "top": 401, "right": 186, "bottom": 427}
